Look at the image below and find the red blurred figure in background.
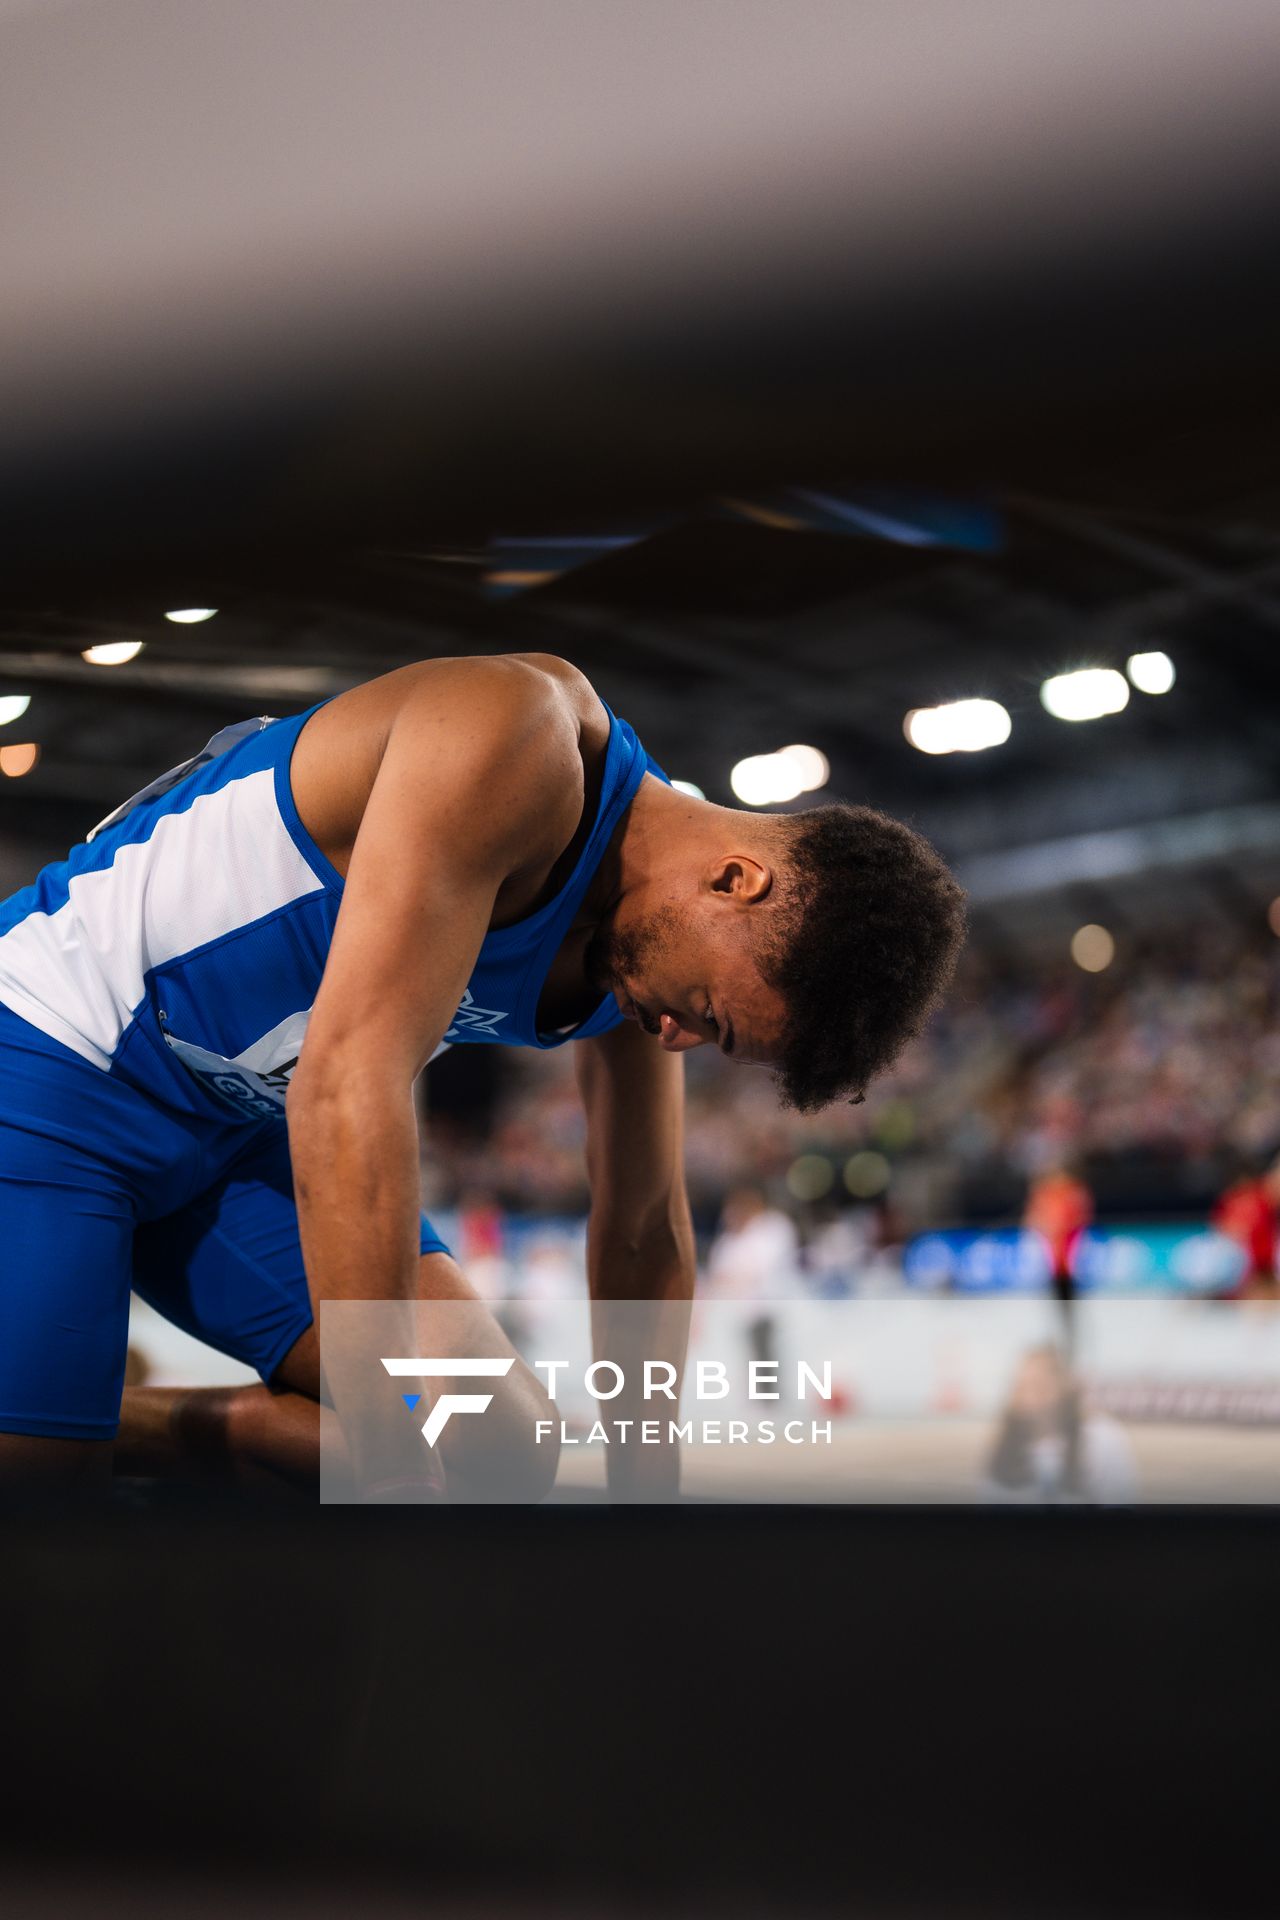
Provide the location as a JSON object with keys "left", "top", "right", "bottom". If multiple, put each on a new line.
{"left": 1213, "top": 1153, "right": 1280, "bottom": 1300}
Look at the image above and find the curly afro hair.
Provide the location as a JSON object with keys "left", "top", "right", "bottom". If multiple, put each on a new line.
{"left": 759, "top": 803, "right": 966, "bottom": 1113}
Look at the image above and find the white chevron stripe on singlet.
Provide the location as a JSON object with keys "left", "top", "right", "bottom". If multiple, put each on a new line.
{"left": 0, "top": 769, "right": 323, "bottom": 1069}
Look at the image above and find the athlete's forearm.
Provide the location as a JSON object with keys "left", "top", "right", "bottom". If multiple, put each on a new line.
{"left": 585, "top": 1206, "right": 696, "bottom": 1303}
{"left": 287, "top": 1077, "right": 422, "bottom": 1301}
{"left": 287, "top": 1076, "right": 438, "bottom": 1494}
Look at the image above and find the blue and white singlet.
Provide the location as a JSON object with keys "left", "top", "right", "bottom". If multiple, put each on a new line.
{"left": 0, "top": 698, "right": 664, "bottom": 1126}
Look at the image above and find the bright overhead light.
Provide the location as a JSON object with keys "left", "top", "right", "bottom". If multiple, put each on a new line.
{"left": 1040, "top": 667, "right": 1129, "bottom": 722}
{"left": 81, "top": 641, "right": 144, "bottom": 667}
{"left": 731, "top": 743, "right": 831, "bottom": 806}
{"left": 164, "top": 607, "right": 218, "bottom": 624}
{"left": 0, "top": 742, "right": 38, "bottom": 778}
{"left": 1071, "top": 923, "right": 1115, "bottom": 972}
{"left": 1126, "top": 650, "right": 1175, "bottom": 695}
{"left": 670, "top": 778, "right": 705, "bottom": 800}
{"left": 730, "top": 752, "right": 806, "bottom": 806}
{"left": 0, "top": 694, "right": 32, "bottom": 728}
{"left": 903, "top": 698, "right": 1011, "bottom": 756}
{"left": 778, "top": 744, "right": 829, "bottom": 792}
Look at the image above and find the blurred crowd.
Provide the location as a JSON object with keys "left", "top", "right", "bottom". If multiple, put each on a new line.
{"left": 421, "top": 918, "right": 1280, "bottom": 1251}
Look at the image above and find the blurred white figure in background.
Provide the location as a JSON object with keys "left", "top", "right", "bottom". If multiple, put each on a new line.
{"left": 804, "top": 1206, "right": 873, "bottom": 1298}
{"left": 706, "top": 1186, "right": 802, "bottom": 1390}
{"left": 706, "top": 1185, "right": 802, "bottom": 1302}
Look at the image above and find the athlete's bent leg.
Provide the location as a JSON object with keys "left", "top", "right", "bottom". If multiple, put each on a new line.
{"left": 120, "top": 1251, "right": 560, "bottom": 1500}
{"left": 0, "top": 1156, "right": 136, "bottom": 1486}
{"left": 115, "top": 1382, "right": 324, "bottom": 1489}
{"left": 0, "top": 1434, "right": 113, "bottom": 1486}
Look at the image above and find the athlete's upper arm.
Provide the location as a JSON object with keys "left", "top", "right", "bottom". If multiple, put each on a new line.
{"left": 575, "top": 1017, "right": 687, "bottom": 1228}
{"left": 297, "top": 663, "right": 576, "bottom": 1090}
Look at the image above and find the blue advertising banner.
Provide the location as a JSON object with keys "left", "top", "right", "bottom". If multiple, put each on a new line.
{"left": 903, "top": 1225, "right": 1247, "bottom": 1296}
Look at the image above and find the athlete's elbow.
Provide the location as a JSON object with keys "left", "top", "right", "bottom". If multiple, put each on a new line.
{"left": 286, "top": 1047, "right": 414, "bottom": 1137}
{"left": 285, "top": 1051, "right": 344, "bottom": 1123}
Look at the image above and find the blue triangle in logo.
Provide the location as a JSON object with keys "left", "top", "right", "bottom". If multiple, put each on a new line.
{"left": 401, "top": 1393, "right": 421, "bottom": 1411}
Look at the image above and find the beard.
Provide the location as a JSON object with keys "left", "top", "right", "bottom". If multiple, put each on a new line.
{"left": 584, "top": 903, "right": 685, "bottom": 1035}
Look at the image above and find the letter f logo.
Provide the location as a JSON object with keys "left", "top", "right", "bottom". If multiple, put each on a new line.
{"left": 381, "top": 1356, "right": 516, "bottom": 1446}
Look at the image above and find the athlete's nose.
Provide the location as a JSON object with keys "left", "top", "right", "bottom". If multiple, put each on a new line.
{"left": 658, "top": 1011, "right": 707, "bottom": 1052}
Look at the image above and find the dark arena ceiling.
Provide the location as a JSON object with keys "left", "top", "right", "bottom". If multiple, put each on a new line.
{"left": 5, "top": 463, "right": 1280, "bottom": 937}
{"left": 2, "top": 1, "right": 1280, "bottom": 942}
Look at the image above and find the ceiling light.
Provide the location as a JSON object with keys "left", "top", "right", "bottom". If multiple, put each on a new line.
{"left": 0, "top": 742, "right": 38, "bottom": 778}
{"left": 1126, "top": 650, "right": 1175, "bottom": 695}
{"left": 730, "top": 752, "right": 806, "bottom": 806}
{"left": 903, "top": 698, "right": 1011, "bottom": 755}
{"left": 164, "top": 607, "right": 218, "bottom": 624}
{"left": 1040, "top": 668, "right": 1129, "bottom": 722}
{"left": 1071, "top": 924, "right": 1115, "bottom": 972}
{"left": 0, "top": 695, "right": 32, "bottom": 728}
{"left": 778, "top": 744, "right": 829, "bottom": 792}
{"left": 82, "top": 641, "right": 144, "bottom": 667}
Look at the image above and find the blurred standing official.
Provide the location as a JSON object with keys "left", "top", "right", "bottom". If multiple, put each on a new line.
{"left": 1024, "top": 1161, "right": 1093, "bottom": 1309}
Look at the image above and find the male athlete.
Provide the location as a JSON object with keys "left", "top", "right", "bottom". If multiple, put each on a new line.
{"left": 0, "top": 654, "right": 965, "bottom": 1493}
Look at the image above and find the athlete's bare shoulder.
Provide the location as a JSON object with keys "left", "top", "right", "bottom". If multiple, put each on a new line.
{"left": 291, "top": 653, "right": 606, "bottom": 883}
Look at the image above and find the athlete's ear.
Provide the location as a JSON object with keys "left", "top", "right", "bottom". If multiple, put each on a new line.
{"left": 708, "top": 854, "right": 773, "bottom": 903}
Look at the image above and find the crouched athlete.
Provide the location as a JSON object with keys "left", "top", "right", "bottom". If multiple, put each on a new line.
{"left": 0, "top": 654, "right": 965, "bottom": 1494}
